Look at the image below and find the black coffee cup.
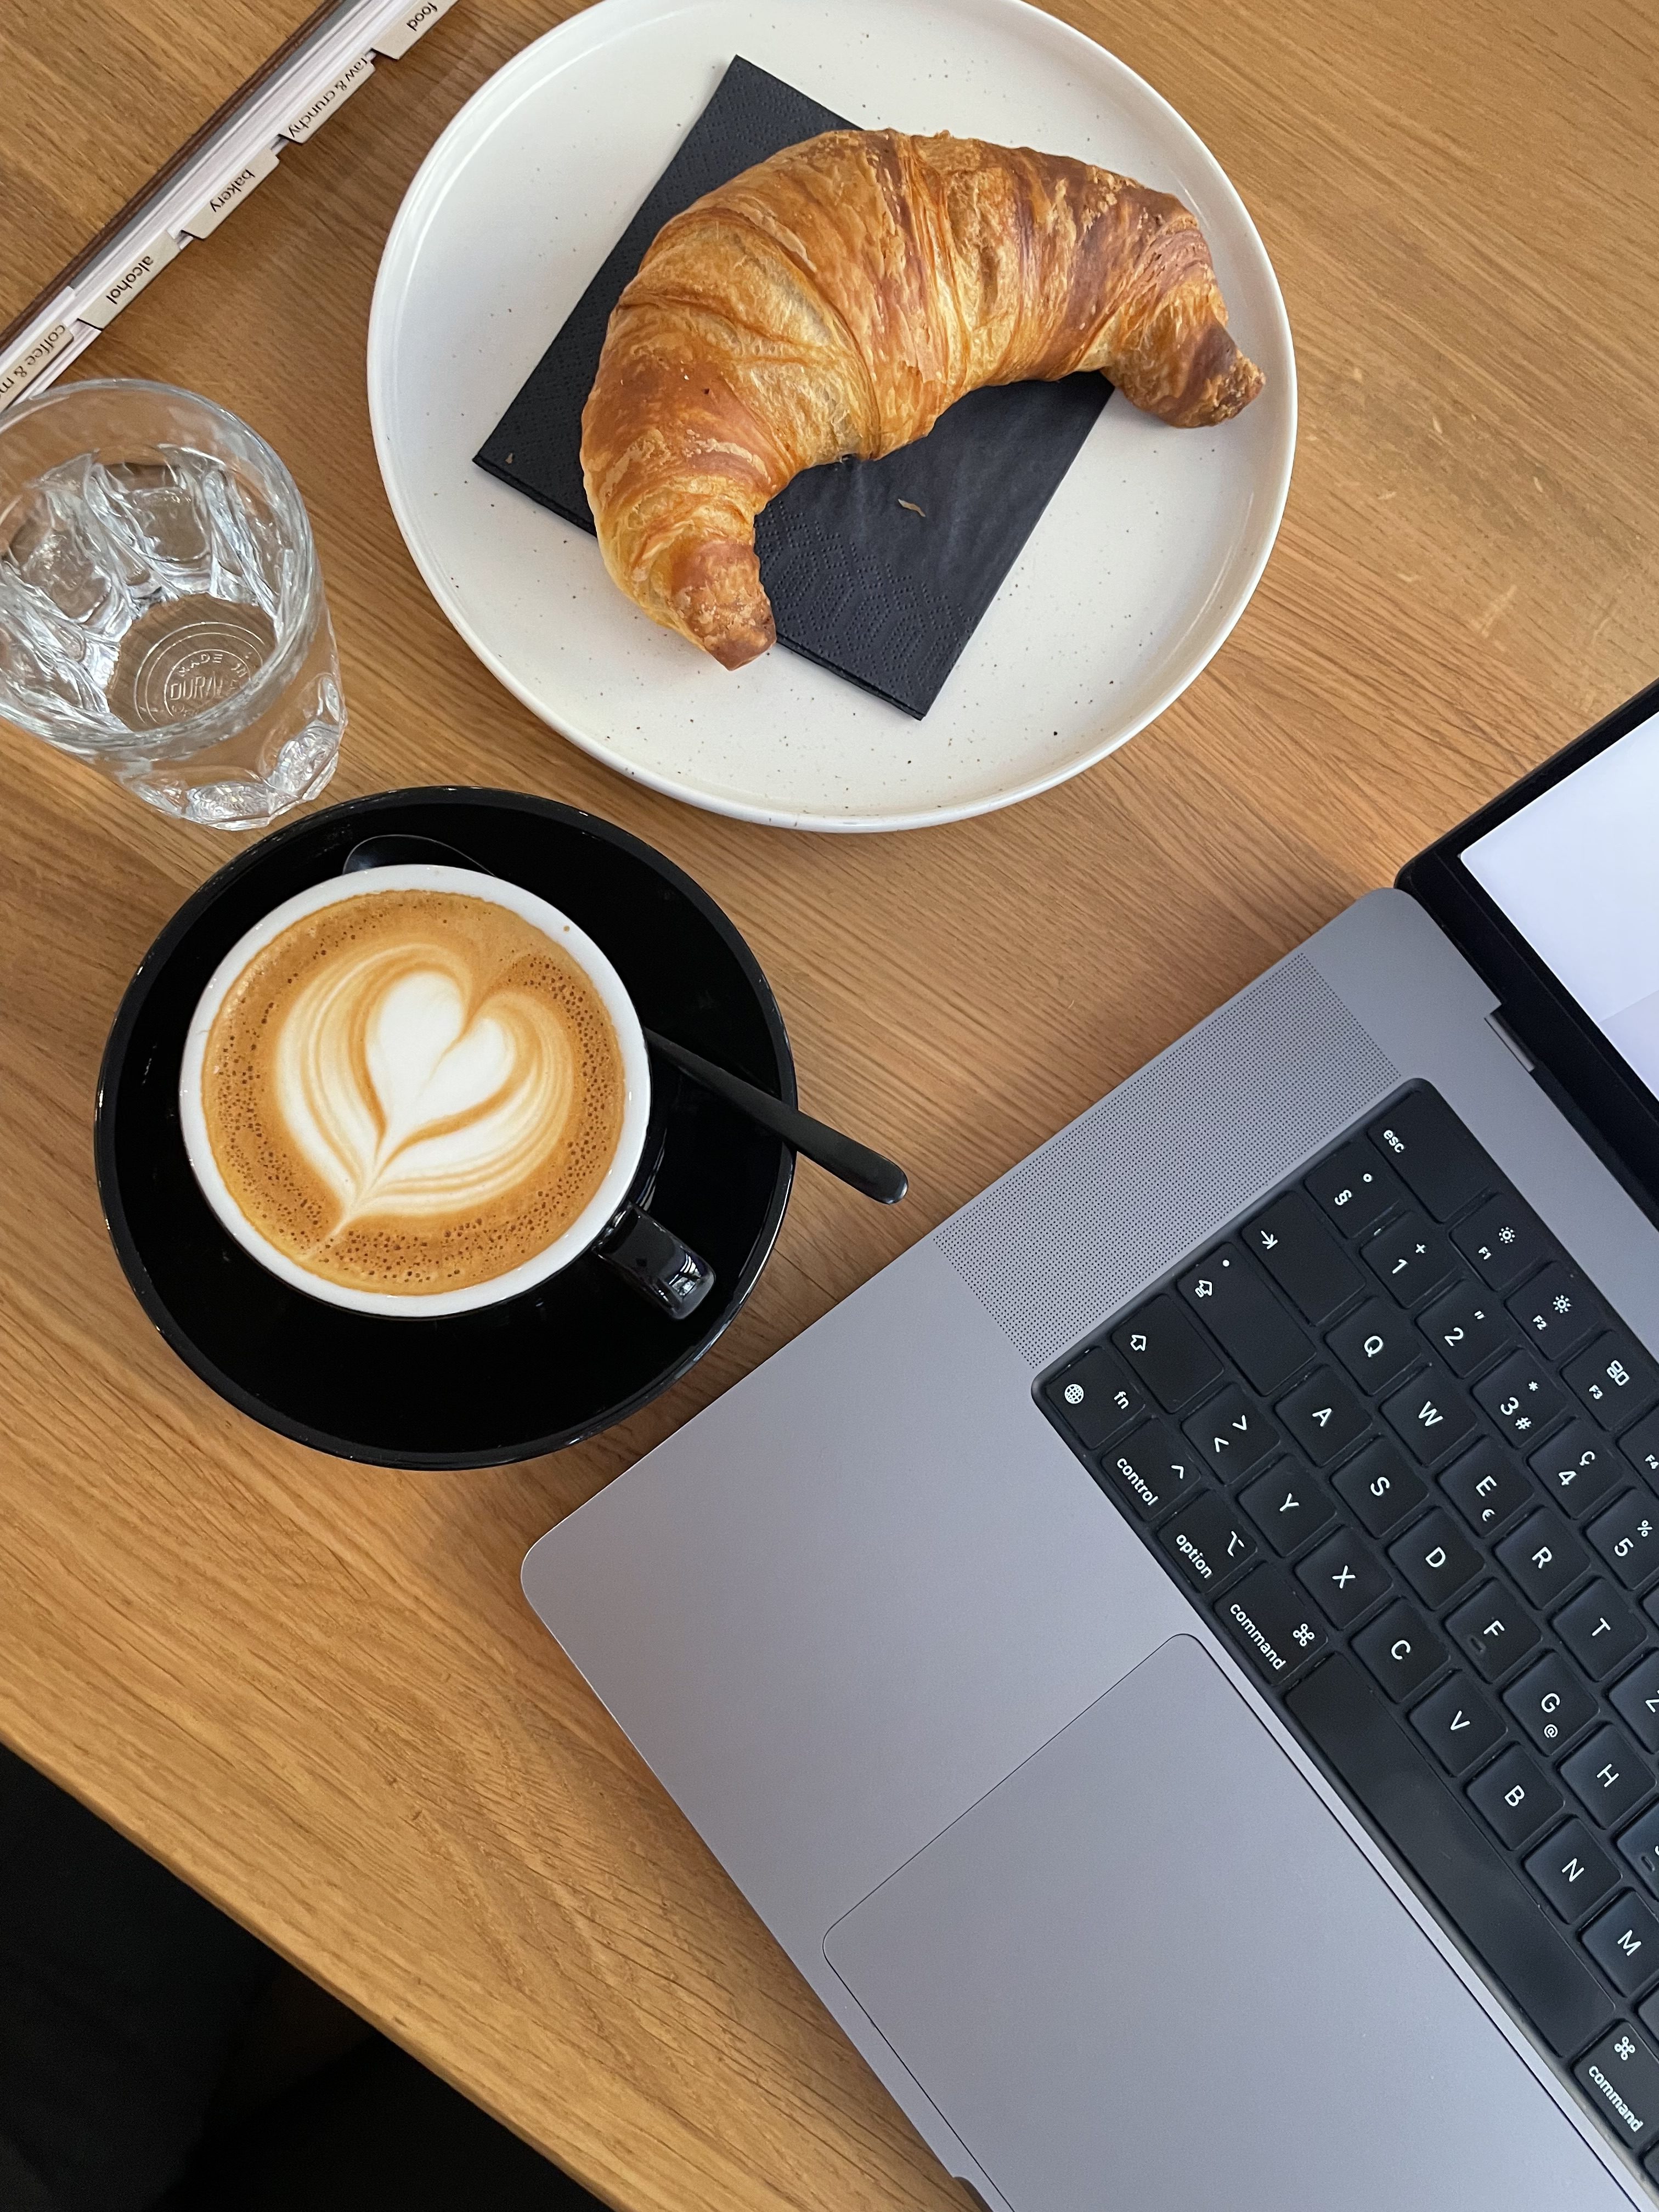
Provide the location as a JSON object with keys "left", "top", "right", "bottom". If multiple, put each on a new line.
{"left": 95, "top": 788, "right": 795, "bottom": 1468}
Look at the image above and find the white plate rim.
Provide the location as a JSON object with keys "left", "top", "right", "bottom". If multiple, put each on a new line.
{"left": 366, "top": 0, "right": 1297, "bottom": 833}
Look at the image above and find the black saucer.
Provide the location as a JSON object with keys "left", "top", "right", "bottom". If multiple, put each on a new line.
{"left": 94, "top": 789, "right": 795, "bottom": 1468}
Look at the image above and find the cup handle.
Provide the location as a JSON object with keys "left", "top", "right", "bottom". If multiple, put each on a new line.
{"left": 595, "top": 1205, "right": 715, "bottom": 1321}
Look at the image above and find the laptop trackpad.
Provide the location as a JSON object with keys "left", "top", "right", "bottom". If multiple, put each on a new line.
{"left": 823, "top": 1635, "right": 1614, "bottom": 2212}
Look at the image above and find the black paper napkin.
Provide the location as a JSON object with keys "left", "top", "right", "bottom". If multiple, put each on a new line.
{"left": 475, "top": 56, "right": 1110, "bottom": 719}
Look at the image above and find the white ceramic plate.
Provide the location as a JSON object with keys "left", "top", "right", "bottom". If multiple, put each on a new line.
{"left": 368, "top": 0, "right": 1296, "bottom": 831}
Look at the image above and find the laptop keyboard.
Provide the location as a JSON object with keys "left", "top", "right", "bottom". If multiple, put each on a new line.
{"left": 1037, "top": 1082, "right": 1659, "bottom": 2184}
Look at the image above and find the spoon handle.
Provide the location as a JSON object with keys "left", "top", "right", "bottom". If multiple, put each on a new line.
{"left": 644, "top": 1029, "right": 907, "bottom": 1206}
{"left": 341, "top": 839, "right": 907, "bottom": 1206}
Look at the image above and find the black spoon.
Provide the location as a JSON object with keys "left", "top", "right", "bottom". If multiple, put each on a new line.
{"left": 342, "top": 833, "right": 908, "bottom": 1206}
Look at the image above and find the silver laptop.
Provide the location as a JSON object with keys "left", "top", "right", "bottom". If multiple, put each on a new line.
{"left": 523, "top": 682, "right": 1659, "bottom": 2211}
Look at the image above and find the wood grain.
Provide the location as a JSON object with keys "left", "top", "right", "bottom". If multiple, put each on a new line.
{"left": 1, "top": 0, "right": 1657, "bottom": 2207}
{"left": 0, "top": 0, "right": 322, "bottom": 329}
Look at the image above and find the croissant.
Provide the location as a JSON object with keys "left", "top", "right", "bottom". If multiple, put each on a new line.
{"left": 580, "top": 128, "right": 1264, "bottom": 670}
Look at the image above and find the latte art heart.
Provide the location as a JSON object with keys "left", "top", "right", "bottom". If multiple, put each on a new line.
{"left": 200, "top": 889, "right": 627, "bottom": 1296}
{"left": 277, "top": 947, "right": 578, "bottom": 1228}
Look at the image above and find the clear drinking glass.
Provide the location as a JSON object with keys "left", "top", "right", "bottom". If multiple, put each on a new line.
{"left": 0, "top": 379, "right": 345, "bottom": 828}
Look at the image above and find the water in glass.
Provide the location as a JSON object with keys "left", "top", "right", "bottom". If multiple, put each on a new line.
{"left": 0, "top": 382, "right": 346, "bottom": 829}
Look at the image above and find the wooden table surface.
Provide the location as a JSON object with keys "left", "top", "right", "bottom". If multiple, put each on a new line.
{"left": 2, "top": 1, "right": 1657, "bottom": 2207}
{"left": 0, "top": 0, "right": 321, "bottom": 329}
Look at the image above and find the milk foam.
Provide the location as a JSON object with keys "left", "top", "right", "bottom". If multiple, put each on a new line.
{"left": 201, "top": 890, "right": 626, "bottom": 1294}
{"left": 278, "top": 946, "right": 579, "bottom": 1227}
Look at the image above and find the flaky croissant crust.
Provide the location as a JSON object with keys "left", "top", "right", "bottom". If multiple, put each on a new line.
{"left": 581, "top": 128, "right": 1263, "bottom": 668}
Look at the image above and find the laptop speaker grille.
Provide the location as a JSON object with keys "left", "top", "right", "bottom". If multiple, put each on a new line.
{"left": 933, "top": 953, "right": 1397, "bottom": 1370}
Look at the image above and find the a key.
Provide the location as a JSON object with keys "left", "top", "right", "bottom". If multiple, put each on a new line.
{"left": 1214, "top": 1564, "right": 1327, "bottom": 1683}
{"left": 1468, "top": 1746, "right": 1564, "bottom": 1849}
{"left": 1561, "top": 1725, "right": 1653, "bottom": 1829}
{"left": 1590, "top": 1492, "right": 1659, "bottom": 1591}
{"left": 1389, "top": 1509, "right": 1483, "bottom": 1609}
{"left": 1381, "top": 1360, "right": 1481, "bottom": 1465}
{"left": 1568, "top": 1334, "right": 1659, "bottom": 1431}
{"left": 1353, "top": 1600, "right": 1447, "bottom": 1700}
{"left": 1304, "top": 1139, "right": 1404, "bottom": 1238}
{"left": 1622, "top": 1804, "right": 1659, "bottom": 1897}
{"left": 1554, "top": 1580, "right": 1648, "bottom": 1683}
{"left": 1497, "top": 1509, "right": 1591, "bottom": 1609}
{"left": 1288, "top": 1656, "right": 1613, "bottom": 2057}
{"left": 1182, "top": 1385, "right": 1282, "bottom": 1479}
{"left": 1576, "top": 2024, "right": 1659, "bottom": 2151}
{"left": 1440, "top": 1438, "right": 1534, "bottom": 1539}
{"left": 1504, "top": 1652, "right": 1601, "bottom": 1754}
{"left": 1625, "top": 1408, "right": 1659, "bottom": 1486}
{"left": 1507, "top": 1263, "right": 1604, "bottom": 1363}
{"left": 1332, "top": 1438, "right": 1429, "bottom": 1537}
{"left": 1095, "top": 1421, "right": 1202, "bottom": 1520}
{"left": 1177, "top": 1246, "right": 1311, "bottom": 1396}
{"left": 1367, "top": 1091, "right": 1492, "bottom": 1222}
{"left": 1418, "top": 1279, "right": 1513, "bottom": 1378}
{"left": 1111, "top": 1294, "right": 1224, "bottom": 1413}
{"left": 1528, "top": 1421, "right": 1630, "bottom": 1521}
{"left": 1158, "top": 1490, "right": 1257, "bottom": 1593}
{"left": 1363, "top": 1212, "right": 1459, "bottom": 1307}
{"left": 1327, "top": 1297, "right": 1421, "bottom": 1394}
{"left": 1446, "top": 1581, "right": 1541, "bottom": 1683}
{"left": 1452, "top": 1192, "right": 1554, "bottom": 1294}
{"left": 1613, "top": 1655, "right": 1659, "bottom": 1755}
{"left": 1297, "top": 1528, "right": 1392, "bottom": 1628}
{"left": 1043, "top": 1342, "right": 1146, "bottom": 1450}
{"left": 1525, "top": 1820, "right": 1620, "bottom": 1921}
{"left": 1239, "top": 1460, "right": 1334, "bottom": 1555}
{"left": 1582, "top": 1893, "right": 1659, "bottom": 1997}
{"left": 1474, "top": 1350, "right": 1566, "bottom": 1446}
{"left": 1243, "top": 1190, "right": 1364, "bottom": 1325}
{"left": 1275, "top": 1367, "right": 1370, "bottom": 1465}
{"left": 1409, "top": 1672, "right": 1506, "bottom": 1775}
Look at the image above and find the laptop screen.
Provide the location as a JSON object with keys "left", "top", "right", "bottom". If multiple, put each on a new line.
{"left": 1462, "top": 705, "right": 1659, "bottom": 1105}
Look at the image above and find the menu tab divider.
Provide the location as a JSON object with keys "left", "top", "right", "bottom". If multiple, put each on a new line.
{"left": 0, "top": 0, "right": 460, "bottom": 414}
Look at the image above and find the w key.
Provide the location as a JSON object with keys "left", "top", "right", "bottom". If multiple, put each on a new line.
{"left": 1381, "top": 1359, "right": 1481, "bottom": 1465}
